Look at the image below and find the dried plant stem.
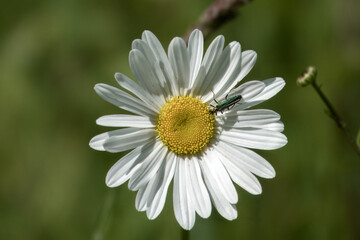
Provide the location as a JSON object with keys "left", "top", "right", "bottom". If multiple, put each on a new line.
{"left": 183, "top": 0, "right": 253, "bottom": 43}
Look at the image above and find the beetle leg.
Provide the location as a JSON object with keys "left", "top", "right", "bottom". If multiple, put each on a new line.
{"left": 211, "top": 90, "right": 218, "bottom": 104}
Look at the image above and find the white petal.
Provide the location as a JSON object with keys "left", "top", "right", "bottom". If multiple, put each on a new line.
{"left": 202, "top": 35, "right": 225, "bottom": 73}
{"left": 229, "top": 80, "right": 265, "bottom": 101}
{"left": 208, "top": 80, "right": 265, "bottom": 110}
{"left": 131, "top": 40, "right": 171, "bottom": 99}
{"left": 219, "top": 109, "right": 280, "bottom": 129}
{"left": 141, "top": 31, "right": 168, "bottom": 64}
{"left": 199, "top": 47, "right": 256, "bottom": 102}
{"left": 201, "top": 48, "right": 230, "bottom": 100}
{"left": 132, "top": 39, "right": 157, "bottom": 63}
{"left": 173, "top": 156, "right": 196, "bottom": 230}
{"left": 141, "top": 30, "right": 177, "bottom": 97}
{"left": 191, "top": 35, "right": 224, "bottom": 96}
{"left": 237, "top": 50, "right": 257, "bottom": 82}
{"left": 202, "top": 42, "right": 242, "bottom": 103}
{"left": 135, "top": 186, "right": 147, "bottom": 211}
{"left": 204, "top": 42, "right": 241, "bottom": 102}
{"left": 199, "top": 151, "right": 237, "bottom": 220}
{"left": 103, "top": 128, "right": 157, "bottom": 153}
{"left": 216, "top": 140, "right": 275, "bottom": 179}
{"left": 106, "top": 140, "right": 156, "bottom": 187}
{"left": 128, "top": 141, "right": 167, "bottom": 191}
{"left": 201, "top": 43, "right": 233, "bottom": 100}
{"left": 199, "top": 150, "right": 238, "bottom": 204}
{"left": 96, "top": 114, "right": 155, "bottom": 128}
{"left": 135, "top": 161, "right": 165, "bottom": 212}
{"left": 238, "top": 77, "right": 285, "bottom": 110}
{"left": 214, "top": 148, "right": 262, "bottom": 195}
{"left": 89, "top": 132, "right": 109, "bottom": 151}
{"left": 189, "top": 65, "right": 206, "bottom": 97}
{"left": 219, "top": 128, "right": 287, "bottom": 150}
{"left": 159, "top": 60, "right": 179, "bottom": 98}
{"left": 188, "top": 157, "right": 211, "bottom": 218}
{"left": 90, "top": 128, "right": 154, "bottom": 152}
{"left": 135, "top": 154, "right": 173, "bottom": 214}
{"left": 137, "top": 174, "right": 159, "bottom": 213}
{"left": 261, "top": 121, "right": 285, "bottom": 132}
{"left": 147, "top": 152, "right": 176, "bottom": 219}
{"left": 115, "top": 73, "right": 161, "bottom": 113}
{"left": 168, "top": 37, "right": 190, "bottom": 95}
{"left": 94, "top": 84, "right": 154, "bottom": 117}
{"left": 253, "top": 77, "right": 285, "bottom": 101}
{"left": 129, "top": 49, "right": 166, "bottom": 105}
{"left": 187, "top": 29, "right": 204, "bottom": 88}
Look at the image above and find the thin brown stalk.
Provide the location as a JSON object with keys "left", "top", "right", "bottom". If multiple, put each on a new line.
{"left": 183, "top": 0, "right": 253, "bottom": 43}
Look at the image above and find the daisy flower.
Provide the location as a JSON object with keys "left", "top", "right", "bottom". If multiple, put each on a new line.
{"left": 90, "top": 29, "right": 287, "bottom": 230}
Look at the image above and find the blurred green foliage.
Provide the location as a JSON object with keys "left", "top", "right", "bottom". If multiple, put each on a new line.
{"left": 1, "top": 0, "right": 359, "bottom": 239}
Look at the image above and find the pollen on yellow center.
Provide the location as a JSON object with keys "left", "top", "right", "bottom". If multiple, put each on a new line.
{"left": 156, "top": 96, "right": 215, "bottom": 155}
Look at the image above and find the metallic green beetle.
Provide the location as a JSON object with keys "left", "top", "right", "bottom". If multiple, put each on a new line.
{"left": 210, "top": 95, "right": 242, "bottom": 115}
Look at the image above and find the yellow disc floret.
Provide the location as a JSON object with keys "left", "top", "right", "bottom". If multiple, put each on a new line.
{"left": 156, "top": 96, "right": 215, "bottom": 155}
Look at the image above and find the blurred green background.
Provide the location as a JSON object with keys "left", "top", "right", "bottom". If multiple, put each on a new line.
{"left": 1, "top": 0, "right": 359, "bottom": 239}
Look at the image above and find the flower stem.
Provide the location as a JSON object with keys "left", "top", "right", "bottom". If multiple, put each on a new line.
{"left": 91, "top": 189, "right": 117, "bottom": 240}
{"left": 181, "top": 229, "right": 190, "bottom": 240}
{"left": 310, "top": 81, "right": 360, "bottom": 158}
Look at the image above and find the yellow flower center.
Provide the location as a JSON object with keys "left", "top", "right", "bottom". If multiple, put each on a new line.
{"left": 156, "top": 96, "right": 215, "bottom": 155}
